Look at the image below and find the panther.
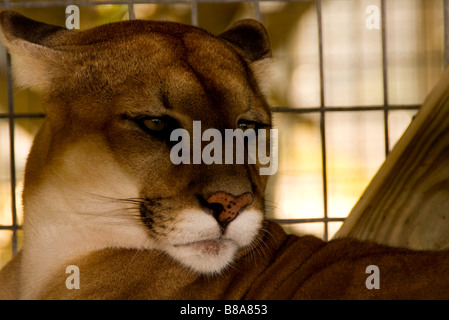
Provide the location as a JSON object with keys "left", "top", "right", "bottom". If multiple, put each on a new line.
{"left": 1, "top": 11, "right": 449, "bottom": 300}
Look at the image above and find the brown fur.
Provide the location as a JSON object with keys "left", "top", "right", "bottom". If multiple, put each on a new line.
{"left": 1, "top": 11, "right": 449, "bottom": 300}
{"left": 3, "top": 222, "right": 449, "bottom": 299}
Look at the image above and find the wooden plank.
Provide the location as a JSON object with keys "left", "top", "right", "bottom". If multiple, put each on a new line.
{"left": 334, "top": 67, "right": 449, "bottom": 250}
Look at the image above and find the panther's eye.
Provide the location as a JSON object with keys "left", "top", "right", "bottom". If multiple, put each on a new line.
{"left": 142, "top": 118, "right": 167, "bottom": 132}
{"left": 238, "top": 122, "right": 257, "bottom": 131}
{"left": 126, "top": 115, "right": 179, "bottom": 137}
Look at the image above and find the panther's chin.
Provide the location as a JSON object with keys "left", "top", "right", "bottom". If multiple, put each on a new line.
{"left": 168, "top": 238, "right": 239, "bottom": 274}
{"left": 174, "top": 238, "right": 233, "bottom": 254}
{"left": 156, "top": 208, "right": 263, "bottom": 274}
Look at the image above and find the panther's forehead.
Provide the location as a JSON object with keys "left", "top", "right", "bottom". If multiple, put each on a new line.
{"left": 47, "top": 21, "right": 250, "bottom": 95}
{"left": 46, "top": 19, "right": 244, "bottom": 66}
{"left": 1, "top": 11, "right": 271, "bottom": 128}
{"left": 45, "top": 22, "right": 265, "bottom": 129}
{"left": 34, "top": 29, "right": 239, "bottom": 125}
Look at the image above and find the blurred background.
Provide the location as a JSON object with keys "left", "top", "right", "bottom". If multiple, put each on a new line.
{"left": 0, "top": 0, "right": 445, "bottom": 268}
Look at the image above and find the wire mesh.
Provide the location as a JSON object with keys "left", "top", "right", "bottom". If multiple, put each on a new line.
{"left": 0, "top": 0, "right": 444, "bottom": 263}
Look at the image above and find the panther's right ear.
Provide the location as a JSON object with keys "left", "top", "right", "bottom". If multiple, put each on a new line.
{"left": 218, "top": 19, "right": 271, "bottom": 62}
{"left": 0, "top": 10, "right": 71, "bottom": 91}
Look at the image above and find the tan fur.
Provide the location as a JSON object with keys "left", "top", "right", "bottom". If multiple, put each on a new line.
{"left": 0, "top": 251, "right": 20, "bottom": 300}
{"left": 4, "top": 222, "right": 449, "bottom": 299}
{"left": 1, "top": 11, "right": 449, "bottom": 300}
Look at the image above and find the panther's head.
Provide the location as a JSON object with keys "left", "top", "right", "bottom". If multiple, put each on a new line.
{"left": 0, "top": 11, "right": 273, "bottom": 275}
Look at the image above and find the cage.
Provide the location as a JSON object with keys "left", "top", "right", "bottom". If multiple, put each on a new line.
{"left": 0, "top": 0, "right": 446, "bottom": 269}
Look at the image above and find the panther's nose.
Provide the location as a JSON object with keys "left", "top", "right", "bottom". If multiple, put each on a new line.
{"left": 204, "top": 192, "right": 254, "bottom": 230}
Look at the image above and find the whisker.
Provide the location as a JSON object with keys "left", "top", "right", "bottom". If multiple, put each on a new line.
{"left": 118, "top": 198, "right": 146, "bottom": 204}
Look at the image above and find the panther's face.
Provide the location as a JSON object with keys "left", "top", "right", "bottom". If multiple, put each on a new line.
{"left": 1, "top": 12, "right": 273, "bottom": 274}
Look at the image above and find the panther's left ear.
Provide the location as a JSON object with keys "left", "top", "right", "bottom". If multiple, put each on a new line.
{"left": 218, "top": 19, "right": 272, "bottom": 95}
{"left": 218, "top": 19, "right": 271, "bottom": 62}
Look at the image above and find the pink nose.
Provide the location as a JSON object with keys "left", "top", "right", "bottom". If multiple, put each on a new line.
{"left": 206, "top": 192, "right": 254, "bottom": 226}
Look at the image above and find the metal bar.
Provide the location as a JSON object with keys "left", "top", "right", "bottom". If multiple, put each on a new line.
{"left": 254, "top": 0, "right": 261, "bottom": 22}
{"left": 0, "top": 226, "right": 22, "bottom": 230}
{"left": 381, "top": 0, "right": 390, "bottom": 156}
{"left": 0, "top": 105, "right": 421, "bottom": 119}
{"left": 316, "top": 0, "right": 329, "bottom": 241}
{"left": 1, "top": 0, "right": 315, "bottom": 9}
{"left": 0, "top": 113, "right": 46, "bottom": 119}
{"left": 269, "top": 218, "right": 346, "bottom": 224}
{"left": 6, "top": 53, "right": 18, "bottom": 255}
{"left": 445, "top": 0, "right": 449, "bottom": 67}
{"left": 9, "top": 0, "right": 193, "bottom": 7}
{"left": 128, "top": 1, "right": 136, "bottom": 20}
{"left": 5, "top": 0, "right": 278, "bottom": 7}
{"left": 191, "top": 0, "right": 198, "bottom": 26}
{"left": 271, "top": 105, "right": 420, "bottom": 113}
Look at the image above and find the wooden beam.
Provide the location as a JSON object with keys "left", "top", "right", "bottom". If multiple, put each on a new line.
{"left": 334, "top": 67, "right": 449, "bottom": 250}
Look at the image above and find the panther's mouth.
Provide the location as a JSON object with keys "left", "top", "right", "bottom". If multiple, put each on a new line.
{"left": 158, "top": 208, "right": 263, "bottom": 274}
